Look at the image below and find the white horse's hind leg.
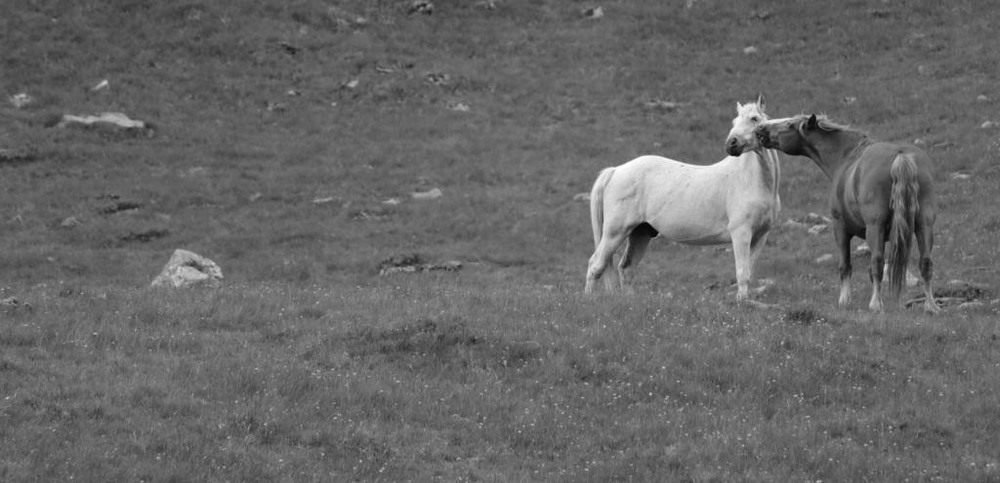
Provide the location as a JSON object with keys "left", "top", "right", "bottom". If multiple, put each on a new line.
{"left": 748, "top": 232, "right": 768, "bottom": 279}
{"left": 618, "top": 224, "right": 655, "bottom": 293}
{"left": 585, "top": 232, "right": 627, "bottom": 294}
{"left": 730, "top": 227, "right": 753, "bottom": 300}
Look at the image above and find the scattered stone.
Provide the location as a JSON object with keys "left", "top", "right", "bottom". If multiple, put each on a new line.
{"left": 573, "top": 192, "right": 591, "bottom": 202}
{"left": 382, "top": 198, "right": 401, "bottom": 205}
{"left": 913, "top": 138, "right": 926, "bottom": 145}
{"left": 9, "top": 93, "right": 33, "bottom": 108}
{"left": 842, "top": 96, "right": 857, "bottom": 105}
{"left": 411, "top": 188, "right": 443, "bottom": 200}
{"left": 278, "top": 41, "right": 300, "bottom": 56}
{"left": 643, "top": 99, "right": 691, "bottom": 112}
{"left": 0, "top": 148, "right": 37, "bottom": 164}
{"left": 981, "top": 121, "right": 997, "bottom": 130}
{"left": 583, "top": 6, "right": 604, "bottom": 19}
{"left": 56, "top": 112, "right": 153, "bottom": 136}
{"left": 804, "top": 212, "right": 831, "bottom": 224}
{"left": 744, "top": 299, "right": 779, "bottom": 310}
{"left": 378, "top": 254, "right": 462, "bottom": 275}
{"left": 312, "top": 196, "right": 336, "bottom": 204}
{"left": 856, "top": 242, "right": 870, "bottom": 254}
{"left": 1, "top": 296, "right": 31, "bottom": 313}
{"left": 151, "top": 249, "right": 223, "bottom": 289}
{"left": 408, "top": 0, "right": 434, "bottom": 15}
{"left": 869, "top": 8, "right": 892, "bottom": 18}
{"left": 425, "top": 72, "right": 450, "bottom": 86}
{"left": 341, "top": 79, "right": 360, "bottom": 90}
{"left": 807, "top": 224, "right": 827, "bottom": 236}
{"left": 783, "top": 219, "right": 807, "bottom": 230}
{"left": 957, "top": 301, "right": 984, "bottom": 310}
{"left": 977, "top": 94, "right": 990, "bottom": 103}
{"left": 448, "top": 102, "right": 470, "bottom": 112}
{"left": 99, "top": 201, "right": 142, "bottom": 215}
{"left": 249, "top": 192, "right": 263, "bottom": 202}
{"left": 119, "top": 229, "right": 169, "bottom": 244}
{"left": 752, "top": 278, "right": 776, "bottom": 295}
{"left": 91, "top": 79, "right": 110, "bottom": 91}
{"left": 815, "top": 253, "right": 835, "bottom": 264}
{"left": 1, "top": 296, "right": 21, "bottom": 306}
{"left": 326, "top": 5, "right": 369, "bottom": 29}
{"left": 951, "top": 172, "right": 971, "bottom": 180}
{"left": 906, "top": 279, "right": 992, "bottom": 309}
{"left": 743, "top": 46, "right": 758, "bottom": 55}
{"left": 60, "top": 216, "right": 82, "bottom": 228}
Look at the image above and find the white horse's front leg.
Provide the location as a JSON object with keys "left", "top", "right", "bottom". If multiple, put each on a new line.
{"left": 731, "top": 229, "right": 753, "bottom": 300}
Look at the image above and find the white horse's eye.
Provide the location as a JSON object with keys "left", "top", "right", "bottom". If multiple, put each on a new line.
{"left": 751, "top": 116, "right": 760, "bottom": 123}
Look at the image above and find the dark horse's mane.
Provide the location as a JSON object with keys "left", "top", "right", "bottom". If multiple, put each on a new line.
{"left": 795, "top": 114, "right": 873, "bottom": 156}
{"left": 793, "top": 114, "right": 868, "bottom": 136}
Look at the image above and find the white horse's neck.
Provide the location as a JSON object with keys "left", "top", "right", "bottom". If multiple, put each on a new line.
{"left": 747, "top": 148, "right": 781, "bottom": 195}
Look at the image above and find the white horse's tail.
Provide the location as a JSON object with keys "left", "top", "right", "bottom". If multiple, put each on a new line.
{"left": 886, "top": 153, "right": 919, "bottom": 300}
{"left": 590, "top": 167, "right": 615, "bottom": 247}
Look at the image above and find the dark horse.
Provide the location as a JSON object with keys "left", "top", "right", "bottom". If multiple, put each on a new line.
{"left": 752, "top": 114, "right": 939, "bottom": 313}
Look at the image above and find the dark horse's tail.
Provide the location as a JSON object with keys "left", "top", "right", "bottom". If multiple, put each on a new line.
{"left": 886, "top": 153, "right": 919, "bottom": 300}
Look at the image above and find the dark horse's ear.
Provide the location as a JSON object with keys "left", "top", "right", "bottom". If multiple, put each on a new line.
{"left": 806, "top": 114, "right": 819, "bottom": 130}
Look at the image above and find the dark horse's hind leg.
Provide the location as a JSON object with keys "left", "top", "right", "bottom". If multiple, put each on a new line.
{"left": 914, "top": 212, "right": 941, "bottom": 314}
{"left": 865, "top": 220, "right": 887, "bottom": 313}
{"left": 619, "top": 223, "right": 657, "bottom": 292}
{"left": 833, "top": 219, "right": 853, "bottom": 308}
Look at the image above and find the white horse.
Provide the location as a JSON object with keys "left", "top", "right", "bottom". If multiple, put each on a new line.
{"left": 584, "top": 99, "right": 781, "bottom": 299}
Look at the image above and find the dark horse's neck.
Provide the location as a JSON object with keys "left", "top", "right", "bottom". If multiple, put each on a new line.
{"left": 806, "top": 130, "right": 871, "bottom": 179}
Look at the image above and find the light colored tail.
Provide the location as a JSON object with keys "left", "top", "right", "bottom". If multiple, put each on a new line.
{"left": 886, "top": 153, "right": 919, "bottom": 300}
{"left": 590, "top": 167, "right": 615, "bottom": 248}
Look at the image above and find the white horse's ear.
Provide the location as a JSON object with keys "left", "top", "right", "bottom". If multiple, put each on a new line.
{"left": 736, "top": 102, "right": 743, "bottom": 110}
{"left": 757, "top": 93, "right": 765, "bottom": 109}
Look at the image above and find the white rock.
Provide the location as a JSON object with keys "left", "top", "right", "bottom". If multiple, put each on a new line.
{"left": 9, "top": 93, "right": 33, "bottom": 108}
{"left": 743, "top": 46, "right": 759, "bottom": 55}
{"left": 807, "top": 224, "right": 827, "bottom": 236}
{"left": 60, "top": 216, "right": 81, "bottom": 227}
{"left": 951, "top": 172, "right": 971, "bottom": 180}
{"left": 411, "top": 188, "right": 443, "bottom": 200}
{"left": 151, "top": 249, "right": 223, "bottom": 288}
{"left": 57, "top": 112, "right": 149, "bottom": 131}
{"left": 815, "top": 253, "right": 835, "bottom": 264}
{"left": 583, "top": 6, "right": 603, "bottom": 18}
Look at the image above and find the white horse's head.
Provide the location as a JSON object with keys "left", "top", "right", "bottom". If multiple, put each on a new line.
{"left": 725, "top": 95, "right": 768, "bottom": 156}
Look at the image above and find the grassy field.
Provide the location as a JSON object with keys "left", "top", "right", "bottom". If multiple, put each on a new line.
{"left": 2, "top": 0, "right": 999, "bottom": 480}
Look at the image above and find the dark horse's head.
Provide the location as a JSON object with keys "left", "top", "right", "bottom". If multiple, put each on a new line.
{"left": 754, "top": 114, "right": 823, "bottom": 157}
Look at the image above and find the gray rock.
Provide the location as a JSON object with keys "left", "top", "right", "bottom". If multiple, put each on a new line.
{"left": 151, "top": 249, "right": 223, "bottom": 288}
